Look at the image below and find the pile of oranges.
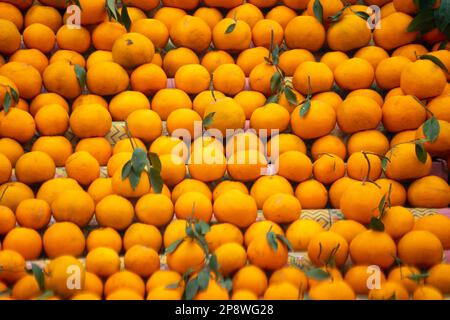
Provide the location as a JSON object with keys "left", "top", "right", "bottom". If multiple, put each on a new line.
{"left": 0, "top": 0, "right": 449, "bottom": 300}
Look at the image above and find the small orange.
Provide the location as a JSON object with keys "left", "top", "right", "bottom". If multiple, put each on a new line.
{"left": 294, "top": 179, "right": 328, "bottom": 209}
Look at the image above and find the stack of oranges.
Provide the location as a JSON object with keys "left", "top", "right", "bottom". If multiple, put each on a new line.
{"left": 0, "top": 0, "right": 449, "bottom": 300}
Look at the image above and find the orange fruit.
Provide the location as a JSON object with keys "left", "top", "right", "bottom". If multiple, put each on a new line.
{"left": 376, "top": 178, "right": 407, "bottom": 206}
{"left": 294, "top": 179, "right": 328, "bottom": 209}
{"left": 337, "top": 96, "right": 382, "bottom": 134}
{"left": 130, "top": 63, "right": 167, "bottom": 97}
{"left": 171, "top": 15, "right": 211, "bottom": 54}
{"left": 215, "top": 242, "right": 247, "bottom": 276}
{"left": 279, "top": 49, "right": 315, "bottom": 76}
{"left": 56, "top": 24, "right": 91, "bottom": 53}
{"left": 104, "top": 271, "right": 145, "bottom": 298}
{"left": 276, "top": 150, "right": 312, "bottom": 183}
{"left": 0, "top": 62, "right": 42, "bottom": 99}
{"left": 248, "top": 62, "right": 277, "bottom": 96}
{"left": 347, "top": 151, "right": 382, "bottom": 181}
{"left": 252, "top": 19, "right": 283, "bottom": 49}
{"left": 3, "top": 227, "right": 41, "bottom": 260}
{"left": 247, "top": 232, "right": 288, "bottom": 271}
{"left": 31, "top": 136, "right": 73, "bottom": 167}
{"left": 407, "top": 176, "right": 450, "bottom": 209}
{"left": 205, "top": 222, "right": 244, "bottom": 252}
{"left": 91, "top": 21, "right": 126, "bottom": 51}
{"left": 340, "top": 181, "right": 384, "bottom": 224}
{"left": 201, "top": 50, "right": 234, "bottom": 73}
{"left": 251, "top": 175, "right": 294, "bottom": 209}
{"left": 80, "top": 271, "right": 104, "bottom": 295}
{"left": 49, "top": 49, "right": 85, "bottom": 67}
{"left": 95, "top": 195, "right": 135, "bottom": 231}
{"left": 86, "top": 61, "right": 129, "bottom": 96}
{"left": 87, "top": 227, "right": 122, "bottom": 253}
{"left": 309, "top": 281, "right": 355, "bottom": 300}
{"left": 0, "top": 205, "right": 16, "bottom": 236}
{"left": 350, "top": 230, "right": 397, "bottom": 269}
{"left": 175, "top": 191, "right": 212, "bottom": 222}
{"left": 233, "top": 91, "right": 266, "bottom": 119}
{"left": 398, "top": 230, "right": 443, "bottom": 269}
{"left": 334, "top": 58, "right": 374, "bottom": 90}
{"left": 151, "top": 88, "right": 192, "bottom": 121}
{"left": 15, "top": 151, "right": 55, "bottom": 185}
{"left": 212, "top": 181, "right": 248, "bottom": 201}
{"left": 166, "top": 239, "right": 206, "bottom": 274}
{"left": 135, "top": 193, "right": 174, "bottom": 227}
{"left": 203, "top": 97, "right": 246, "bottom": 136}
{"left": 387, "top": 265, "right": 421, "bottom": 293}
{"left": 236, "top": 47, "right": 269, "bottom": 76}
{"left": 426, "top": 263, "right": 450, "bottom": 294}
{"left": 10, "top": 49, "right": 49, "bottom": 75}
{"left": 413, "top": 285, "right": 444, "bottom": 300}
{"left": 416, "top": 119, "right": 450, "bottom": 156}
{"left": 375, "top": 56, "right": 412, "bottom": 90}
{"left": 244, "top": 220, "right": 284, "bottom": 247}
{"left": 328, "top": 177, "right": 358, "bottom": 209}
{"left": 159, "top": 154, "right": 186, "bottom": 187}
{"left": 233, "top": 265, "right": 268, "bottom": 297}
{"left": 373, "top": 12, "right": 417, "bottom": 50}
{"left": 385, "top": 142, "right": 432, "bottom": 181}
{"left": 123, "top": 223, "right": 162, "bottom": 252}
{"left": 124, "top": 245, "right": 160, "bottom": 278}
{"left": 291, "top": 101, "right": 336, "bottom": 139}
{"left": 329, "top": 219, "right": 366, "bottom": 244}
{"left": 23, "top": 23, "right": 55, "bottom": 53}
{"left": 194, "top": 275, "right": 230, "bottom": 300}
{"left": 344, "top": 265, "right": 387, "bottom": 295}
{"left": 382, "top": 95, "right": 427, "bottom": 132}
{"left": 52, "top": 189, "right": 95, "bottom": 227}
{"left": 43, "top": 61, "right": 83, "bottom": 99}
{"left": 109, "top": 90, "right": 150, "bottom": 121}
{"left": 35, "top": 104, "right": 69, "bottom": 136}
{"left": 214, "top": 189, "right": 258, "bottom": 228}
{"left": 368, "top": 281, "right": 409, "bottom": 300}
{"left": 43, "top": 222, "right": 85, "bottom": 258}
{"left": 312, "top": 154, "right": 345, "bottom": 185}
{"left": 286, "top": 219, "right": 324, "bottom": 251}
{"left": 382, "top": 206, "right": 415, "bottom": 239}
{"left": 285, "top": 16, "right": 325, "bottom": 51}
{"left": 267, "top": 133, "right": 306, "bottom": 157}
{"left": 86, "top": 247, "right": 121, "bottom": 278}
{"left": 307, "top": 231, "right": 348, "bottom": 267}
{"left": 266, "top": 5, "right": 297, "bottom": 29}
{"left": 0, "top": 19, "right": 21, "bottom": 55}
{"left": 293, "top": 61, "right": 334, "bottom": 95}
{"left": 175, "top": 64, "right": 211, "bottom": 95}
{"left": 346, "top": 130, "right": 389, "bottom": 156}
{"left": 75, "top": 137, "right": 112, "bottom": 166}
{"left": 212, "top": 18, "right": 252, "bottom": 53}
{"left": 65, "top": 151, "right": 100, "bottom": 186}
{"left": 36, "top": 178, "right": 81, "bottom": 205}
{"left": 111, "top": 32, "right": 154, "bottom": 70}
{"left": 250, "top": 102, "right": 290, "bottom": 135}
{"left": 0, "top": 153, "right": 11, "bottom": 184}
{"left": 263, "top": 193, "right": 301, "bottom": 224}
{"left": 401, "top": 60, "right": 447, "bottom": 99}
{"left": 194, "top": 7, "right": 223, "bottom": 30}
{"left": 327, "top": 14, "right": 371, "bottom": 52}
{"left": 413, "top": 214, "right": 450, "bottom": 249}
{"left": 427, "top": 95, "right": 450, "bottom": 123}
{"left": 163, "top": 47, "right": 199, "bottom": 78}
{"left": 311, "top": 134, "right": 346, "bottom": 161}
{"left": 354, "top": 46, "right": 389, "bottom": 70}
{"left": 25, "top": 4, "right": 61, "bottom": 32}
{"left": 0, "top": 182, "right": 34, "bottom": 212}
{"left": 213, "top": 64, "right": 246, "bottom": 96}
{"left": 263, "top": 282, "right": 300, "bottom": 300}
{"left": 320, "top": 51, "right": 349, "bottom": 73}
{"left": 130, "top": 18, "right": 168, "bottom": 50}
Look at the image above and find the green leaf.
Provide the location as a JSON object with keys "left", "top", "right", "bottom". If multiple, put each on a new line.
{"left": 131, "top": 148, "right": 148, "bottom": 173}
{"left": 419, "top": 54, "right": 449, "bottom": 73}
{"left": 197, "top": 268, "right": 210, "bottom": 291}
{"left": 378, "top": 194, "right": 387, "bottom": 217}
{"left": 185, "top": 278, "right": 200, "bottom": 300}
{"left": 208, "top": 254, "right": 219, "bottom": 271}
{"left": 381, "top": 157, "right": 389, "bottom": 172}
{"left": 423, "top": 117, "right": 440, "bottom": 143}
{"left": 300, "top": 99, "right": 311, "bottom": 117}
{"left": 165, "top": 238, "right": 183, "bottom": 254}
{"left": 195, "top": 220, "right": 210, "bottom": 235}
{"left": 369, "top": 216, "right": 385, "bottom": 232}
{"left": 74, "top": 64, "right": 86, "bottom": 89}
{"left": 166, "top": 282, "right": 180, "bottom": 290}
{"left": 225, "top": 23, "right": 236, "bottom": 34}
{"left": 203, "top": 112, "right": 216, "bottom": 127}
{"left": 272, "top": 44, "right": 280, "bottom": 66}
{"left": 415, "top": 141, "right": 427, "bottom": 163}
{"left": 148, "top": 152, "right": 162, "bottom": 172}
{"left": 408, "top": 272, "right": 429, "bottom": 282}
{"left": 120, "top": 3, "right": 132, "bottom": 32}
{"left": 105, "top": 0, "right": 118, "bottom": 21}
{"left": 10, "top": 87, "right": 19, "bottom": 104}
{"left": 305, "top": 268, "right": 330, "bottom": 280}
{"left": 313, "top": 0, "right": 323, "bottom": 22}
{"left": 276, "top": 234, "right": 294, "bottom": 252}
{"left": 186, "top": 222, "right": 195, "bottom": 238}
{"left": 3, "top": 91, "right": 12, "bottom": 113}
{"left": 270, "top": 71, "right": 282, "bottom": 94}
{"left": 414, "top": 0, "right": 437, "bottom": 9}
{"left": 31, "top": 263, "right": 45, "bottom": 291}
{"left": 128, "top": 169, "right": 141, "bottom": 190}
{"left": 284, "top": 87, "right": 298, "bottom": 106}
{"left": 266, "top": 231, "right": 278, "bottom": 251}
{"left": 328, "top": 9, "right": 344, "bottom": 22}
{"left": 37, "top": 290, "right": 54, "bottom": 300}
{"left": 121, "top": 160, "right": 132, "bottom": 180}
{"left": 149, "top": 167, "right": 164, "bottom": 194}
{"left": 438, "top": 40, "right": 448, "bottom": 50}
{"left": 434, "top": 0, "right": 450, "bottom": 34}
{"left": 355, "top": 11, "right": 370, "bottom": 21}
{"left": 266, "top": 94, "right": 279, "bottom": 104}
{"left": 407, "top": 9, "right": 435, "bottom": 33}
{"left": 220, "top": 278, "right": 233, "bottom": 292}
